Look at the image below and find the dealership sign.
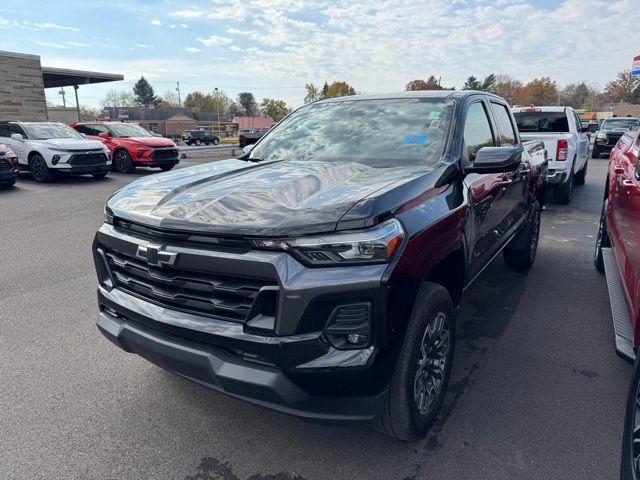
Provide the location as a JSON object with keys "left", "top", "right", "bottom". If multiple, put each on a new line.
{"left": 633, "top": 55, "right": 640, "bottom": 76}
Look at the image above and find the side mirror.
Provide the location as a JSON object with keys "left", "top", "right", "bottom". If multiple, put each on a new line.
{"left": 242, "top": 144, "right": 255, "bottom": 154}
{"left": 466, "top": 145, "right": 523, "bottom": 174}
{"left": 98, "top": 132, "right": 111, "bottom": 139}
{"left": 10, "top": 133, "right": 23, "bottom": 141}
{"left": 580, "top": 126, "right": 589, "bottom": 133}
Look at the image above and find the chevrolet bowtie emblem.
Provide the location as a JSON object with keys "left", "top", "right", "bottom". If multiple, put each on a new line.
{"left": 136, "top": 244, "right": 178, "bottom": 267}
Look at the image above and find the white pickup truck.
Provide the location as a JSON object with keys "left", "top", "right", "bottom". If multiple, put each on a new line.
{"left": 0, "top": 121, "right": 111, "bottom": 182}
{"left": 511, "top": 106, "right": 589, "bottom": 204}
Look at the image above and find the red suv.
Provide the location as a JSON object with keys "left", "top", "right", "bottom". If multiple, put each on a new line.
{"left": 593, "top": 127, "right": 640, "bottom": 479}
{"left": 71, "top": 122, "right": 179, "bottom": 174}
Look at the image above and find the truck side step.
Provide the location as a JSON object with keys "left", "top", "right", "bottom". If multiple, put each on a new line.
{"left": 602, "top": 248, "right": 636, "bottom": 363}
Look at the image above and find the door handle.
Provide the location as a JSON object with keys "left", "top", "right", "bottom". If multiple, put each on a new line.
{"left": 498, "top": 179, "right": 513, "bottom": 186}
{"left": 622, "top": 179, "right": 635, "bottom": 190}
{"left": 614, "top": 165, "right": 625, "bottom": 174}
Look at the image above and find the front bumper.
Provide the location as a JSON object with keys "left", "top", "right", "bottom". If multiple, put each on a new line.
{"left": 56, "top": 164, "right": 110, "bottom": 175}
{"left": 93, "top": 223, "right": 393, "bottom": 423}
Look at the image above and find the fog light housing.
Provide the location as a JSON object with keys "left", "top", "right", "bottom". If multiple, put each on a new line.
{"left": 51, "top": 155, "right": 60, "bottom": 165}
{"left": 324, "top": 302, "right": 372, "bottom": 349}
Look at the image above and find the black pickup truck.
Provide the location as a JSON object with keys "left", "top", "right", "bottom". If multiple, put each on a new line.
{"left": 93, "top": 91, "right": 547, "bottom": 441}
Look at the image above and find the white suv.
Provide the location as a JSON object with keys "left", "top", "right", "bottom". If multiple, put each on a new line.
{"left": 0, "top": 121, "right": 111, "bottom": 182}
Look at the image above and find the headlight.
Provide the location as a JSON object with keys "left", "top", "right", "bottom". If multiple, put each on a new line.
{"left": 596, "top": 132, "right": 607, "bottom": 140}
{"left": 250, "top": 219, "right": 405, "bottom": 266}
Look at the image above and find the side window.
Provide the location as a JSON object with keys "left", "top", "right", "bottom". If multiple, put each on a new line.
{"left": 77, "top": 124, "right": 107, "bottom": 135}
{"left": 4, "top": 124, "right": 26, "bottom": 137}
{"left": 464, "top": 102, "right": 495, "bottom": 161}
{"left": 490, "top": 102, "right": 517, "bottom": 146}
{"left": 0, "top": 124, "right": 10, "bottom": 137}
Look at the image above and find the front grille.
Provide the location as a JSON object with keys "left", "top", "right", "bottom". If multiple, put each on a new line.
{"left": 68, "top": 152, "right": 108, "bottom": 166}
{"left": 606, "top": 133, "right": 624, "bottom": 145}
{"left": 103, "top": 248, "right": 276, "bottom": 322}
{"left": 152, "top": 148, "right": 178, "bottom": 160}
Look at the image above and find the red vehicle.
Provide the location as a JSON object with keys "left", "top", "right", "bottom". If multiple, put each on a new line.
{"left": 0, "top": 143, "right": 19, "bottom": 189}
{"left": 71, "top": 122, "right": 179, "bottom": 174}
{"left": 593, "top": 128, "right": 640, "bottom": 479}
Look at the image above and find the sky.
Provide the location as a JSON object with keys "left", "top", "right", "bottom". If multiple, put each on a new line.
{"left": 1, "top": 0, "right": 639, "bottom": 109}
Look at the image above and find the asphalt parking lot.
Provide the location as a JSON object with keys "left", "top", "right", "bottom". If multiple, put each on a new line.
{"left": 0, "top": 155, "right": 632, "bottom": 479}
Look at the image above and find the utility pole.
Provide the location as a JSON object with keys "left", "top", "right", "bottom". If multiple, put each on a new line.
{"left": 214, "top": 87, "right": 221, "bottom": 135}
{"left": 73, "top": 85, "right": 80, "bottom": 122}
{"left": 176, "top": 81, "right": 181, "bottom": 107}
{"left": 58, "top": 87, "right": 66, "bottom": 107}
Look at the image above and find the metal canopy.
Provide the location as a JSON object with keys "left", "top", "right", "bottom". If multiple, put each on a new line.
{"left": 42, "top": 66, "right": 123, "bottom": 88}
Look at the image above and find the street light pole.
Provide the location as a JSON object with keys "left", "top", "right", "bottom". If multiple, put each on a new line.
{"left": 176, "top": 81, "right": 181, "bottom": 107}
{"left": 214, "top": 87, "right": 220, "bottom": 136}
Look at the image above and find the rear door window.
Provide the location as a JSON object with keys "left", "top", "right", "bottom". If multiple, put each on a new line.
{"left": 490, "top": 102, "right": 517, "bottom": 146}
{"left": 513, "top": 111, "right": 570, "bottom": 133}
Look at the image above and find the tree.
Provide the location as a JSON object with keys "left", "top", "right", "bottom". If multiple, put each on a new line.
{"left": 321, "top": 81, "right": 329, "bottom": 99}
{"left": 560, "top": 82, "right": 594, "bottom": 109}
{"left": 463, "top": 74, "right": 496, "bottom": 91}
{"left": 100, "top": 89, "right": 135, "bottom": 108}
{"left": 406, "top": 76, "right": 441, "bottom": 91}
{"left": 304, "top": 83, "right": 321, "bottom": 103}
{"left": 519, "top": 77, "right": 558, "bottom": 106}
{"left": 226, "top": 101, "right": 244, "bottom": 120}
{"left": 237, "top": 92, "right": 257, "bottom": 116}
{"left": 325, "top": 81, "right": 357, "bottom": 98}
{"left": 260, "top": 98, "right": 290, "bottom": 122}
{"left": 604, "top": 70, "right": 640, "bottom": 104}
{"left": 489, "top": 74, "right": 524, "bottom": 105}
{"left": 184, "top": 91, "right": 216, "bottom": 112}
{"left": 212, "top": 89, "right": 233, "bottom": 120}
{"left": 162, "top": 90, "right": 180, "bottom": 107}
{"left": 132, "top": 76, "right": 160, "bottom": 107}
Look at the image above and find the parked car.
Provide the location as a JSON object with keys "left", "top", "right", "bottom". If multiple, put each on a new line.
{"left": 592, "top": 117, "right": 640, "bottom": 159}
{"left": 0, "top": 144, "right": 19, "bottom": 189}
{"left": 593, "top": 128, "right": 640, "bottom": 479}
{"left": 71, "top": 122, "right": 179, "bottom": 174}
{"left": 512, "top": 106, "right": 589, "bottom": 204}
{"left": 238, "top": 128, "right": 268, "bottom": 148}
{"left": 0, "top": 121, "right": 111, "bottom": 182}
{"left": 183, "top": 129, "right": 219, "bottom": 146}
{"left": 92, "top": 91, "right": 547, "bottom": 441}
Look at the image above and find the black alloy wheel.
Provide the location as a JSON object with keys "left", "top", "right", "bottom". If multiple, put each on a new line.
{"left": 113, "top": 150, "right": 135, "bottom": 174}
{"left": 414, "top": 312, "right": 450, "bottom": 416}
{"left": 29, "top": 154, "right": 52, "bottom": 183}
{"left": 621, "top": 355, "right": 640, "bottom": 480}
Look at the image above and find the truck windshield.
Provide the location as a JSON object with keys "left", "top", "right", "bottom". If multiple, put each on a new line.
{"left": 107, "top": 123, "right": 153, "bottom": 137}
{"left": 602, "top": 119, "right": 640, "bottom": 131}
{"left": 24, "top": 123, "right": 84, "bottom": 140}
{"left": 249, "top": 98, "right": 453, "bottom": 166}
{"left": 512, "top": 112, "right": 570, "bottom": 133}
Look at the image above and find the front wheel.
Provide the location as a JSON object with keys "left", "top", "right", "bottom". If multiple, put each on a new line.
{"left": 503, "top": 201, "right": 542, "bottom": 272}
{"left": 592, "top": 145, "right": 601, "bottom": 159}
{"left": 29, "top": 154, "right": 53, "bottom": 183}
{"left": 195, "top": 139, "right": 202, "bottom": 146}
{"left": 594, "top": 198, "right": 610, "bottom": 273}
{"left": 375, "top": 282, "right": 455, "bottom": 441}
{"left": 213, "top": 138, "right": 219, "bottom": 145}
{"left": 620, "top": 354, "right": 640, "bottom": 480}
{"left": 113, "top": 150, "right": 135, "bottom": 174}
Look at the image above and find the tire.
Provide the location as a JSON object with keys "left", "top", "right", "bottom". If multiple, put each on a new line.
{"left": 503, "top": 201, "right": 542, "bottom": 272}
{"left": 620, "top": 354, "right": 640, "bottom": 480}
{"left": 375, "top": 282, "right": 455, "bottom": 441}
{"left": 0, "top": 178, "right": 16, "bottom": 189}
{"left": 574, "top": 158, "right": 588, "bottom": 185}
{"left": 594, "top": 198, "right": 610, "bottom": 273}
{"left": 29, "top": 154, "right": 53, "bottom": 183}
{"left": 113, "top": 150, "right": 135, "bottom": 174}
{"left": 159, "top": 165, "right": 174, "bottom": 171}
{"left": 592, "top": 145, "right": 600, "bottom": 159}
{"left": 92, "top": 171, "right": 108, "bottom": 179}
{"left": 213, "top": 138, "right": 219, "bottom": 145}
{"left": 553, "top": 170, "right": 573, "bottom": 204}
{"left": 195, "top": 139, "right": 202, "bottom": 146}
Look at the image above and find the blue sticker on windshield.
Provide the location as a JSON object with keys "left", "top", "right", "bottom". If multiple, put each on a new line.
{"left": 403, "top": 134, "right": 427, "bottom": 144}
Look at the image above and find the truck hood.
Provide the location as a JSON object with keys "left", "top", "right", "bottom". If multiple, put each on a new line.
{"left": 32, "top": 138, "right": 105, "bottom": 150}
{"left": 107, "top": 158, "right": 431, "bottom": 236}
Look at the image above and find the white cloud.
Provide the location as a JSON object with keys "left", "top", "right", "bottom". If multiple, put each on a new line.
{"left": 66, "top": 41, "right": 88, "bottom": 47}
{"left": 32, "top": 22, "right": 79, "bottom": 31}
{"left": 185, "top": 47, "right": 201, "bottom": 53}
{"left": 0, "top": 17, "right": 79, "bottom": 31}
{"left": 150, "top": 19, "right": 162, "bottom": 26}
{"left": 179, "top": 23, "right": 188, "bottom": 28}
{"left": 169, "top": 9, "right": 201, "bottom": 18}
{"left": 197, "top": 35, "right": 232, "bottom": 47}
{"left": 36, "top": 42, "right": 70, "bottom": 49}
{"left": 133, "top": 43, "right": 152, "bottom": 49}
{"left": 229, "top": 45, "right": 243, "bottom": 52}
